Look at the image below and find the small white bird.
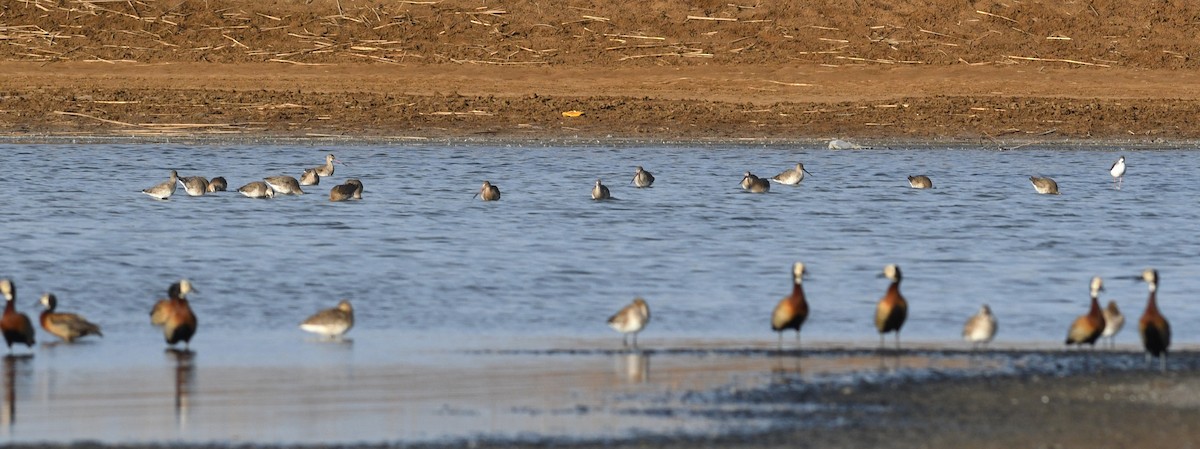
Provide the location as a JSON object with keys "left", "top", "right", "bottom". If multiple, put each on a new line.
{"left": 608, "top": 298, "right": 650, "bottom": 348}
{"left": 963, "top": 304, "right": 997, "bottom": 349}
{"left": 1109, "top": 156, "right": 1126, "bottom": 190}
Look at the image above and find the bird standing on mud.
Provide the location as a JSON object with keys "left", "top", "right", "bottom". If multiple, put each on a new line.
{"left": 300, "top": 300, "right": 355, "bottom": 339}
{"left": 1065, "top": 277, "right": 1106, "bottom": 348}
{"left": 1101, "top": 300, "right": 1124, "bottom": 349}
{"left": 150, "top": 280, "right": 199, "bottom": 350}
{"left": 875, "top": 264, "right": 907, "bottom": 350}
{"left": 962, "top": 304, "right": 996, "bottom": 349}
{"left": 608, "top": 298, "right": 650, "bottom": 349}
{"left": 771, "top": 262, "right": 810, "bottom": 349}
{"left": 39, "top": 293, "right": 103, "bottom": 343}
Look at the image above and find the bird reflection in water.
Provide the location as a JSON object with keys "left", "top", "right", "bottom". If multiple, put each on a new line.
{"left": 2, "top": 354, "right": 32, "bottom": 435}
{"left": 770, "top": 354, "right": 803, "bottom": 385}
{"left": 166, "top": 349, "right": 195, "bottom": 430}
{"left": 613, "top": 351, "right": 649, "bottom": 384}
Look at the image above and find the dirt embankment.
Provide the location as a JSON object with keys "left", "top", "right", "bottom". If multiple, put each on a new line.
{"left": 3, "top": 0, "right": 1200, "bottom": 141}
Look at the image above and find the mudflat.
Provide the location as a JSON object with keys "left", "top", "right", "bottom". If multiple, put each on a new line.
{"left": 4, "top": 0, "right": 1200, "bottom": 142}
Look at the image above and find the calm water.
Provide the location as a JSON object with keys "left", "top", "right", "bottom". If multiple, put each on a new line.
{"left": 0, "top": 141, "right": 1197, "bottom": 443}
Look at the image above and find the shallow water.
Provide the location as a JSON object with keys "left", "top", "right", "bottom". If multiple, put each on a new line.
{"left": 0, "top": 142, "right": 1197, "bottom": 443}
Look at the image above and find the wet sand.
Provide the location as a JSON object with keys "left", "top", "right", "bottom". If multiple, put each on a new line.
{"left": 2, "top": 331, "right": 1197, "bottom": 448}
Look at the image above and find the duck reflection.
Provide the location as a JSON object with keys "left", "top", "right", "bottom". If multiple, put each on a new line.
{"left": 166, "top": 349, "right": 195, "bottom": 430}
{"left": 2, "top": 354, "right": 32, "bottom": 435}
{"left": 613, "top": 351, "right": 649, "bottom": 383}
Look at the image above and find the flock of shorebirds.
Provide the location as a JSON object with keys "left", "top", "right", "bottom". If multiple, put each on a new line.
{"left": 6, "top": 153, "right": 1154, "bottom": 370}
{"left": 1, "top": 278, "right": 353, "bottom": 351}
{"left": 140, "top": 153, "right": 363, "bottom": 202}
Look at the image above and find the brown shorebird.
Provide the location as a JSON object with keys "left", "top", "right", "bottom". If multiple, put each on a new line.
{"left": 1030, "top": 176, "right": 1060, "bottom": 194}
{"left": 142, "top": 170, "right": 179, "bottom": 200}
{"left": 741, "top": 171, "right": 770, "bottom": 193}
{"left": 206, "top": 177, "right": 228, "bottom": 192}
{"left": 771, "top": 163, "right": 813, "bottom": 185}
{"left": 179, "top": 176, "right": 209, "bottom": 196}
{"left": 591, "top": 179, "right": 611, "bottom": 200}
{"left": 311, "top": 153, "right": 341, "bottom": 177}
{"left": 608, "top": 298, "right": 650, "bottom": 348}
{"left": 962, "top": 304, "right": 997, "bottom": 349}
{"left": 908, "top": 175, "right": 933, "bottom": 189}
{"left": 329, "top": 179, "right": 364, "bottom": 202}
{"left": 300, "top": 168, "right": 320, "bottom": 186}
{"left": 474, "top": 181, "right": 501, "bottom": 201}
{"left": 238, "top": 181, "right": 276, "bottom": 199}
{"left": 1101, "top": 300, "right": 1124, "bottom": 349}
{"left": 264, "top": 176, "right": 304, "bottom": 195}
{"left": 300, "top": 300, "right": 354, "bottom": 339}
{"left": 632, "top": 166, "right": 655, "bottom": 188}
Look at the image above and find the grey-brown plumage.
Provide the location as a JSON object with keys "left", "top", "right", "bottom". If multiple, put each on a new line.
{"left": 39, "top": 293, "right": 103, "bottom": 343}
{"left": 608, "top": 298, "right": 650, "bottom": 348}
{"left": 741, "top": 171, "right": 770, "bottom": 193}
{"left": 238, "top": 181, "right": 276, "bottom": 199}
{"left": 142, "top": 170, "right": 179, "bottom": 200}
{"left": 632, "top": 166, "right": 655, "bottom": 188}
{"left": 591, "top": 179, "right": 611, "bottom": 200}
{"left": 474, "top": 181, "right": 501, "bottom": 201}
{"left": 300, "top": 169, "right": 320, "bottom": 186}
{"left": 312, "top": 153, "right": 340, "bottom": 177}
{"left": 206, "top": 177, "right": 228, "bottom": 192}
{"left": 264, "top": 176, "right": 304, "bottom": 195}
{"left": 908, "top": 175, "right": 933, "bottom": 189}
{"left": 771, "top": 163, "right": 812, "bottom": 185}
{"left": 329, "top": 179, "right": 363, "bottom": 202}
{"left": 300, "top": 300, "right": 354, "bottom": 338}
{"left": 1030, "top": 176, "right": 1060, "bottom": 194}
{"left": 179, "top": 176, "right": 209, "bottom": 196}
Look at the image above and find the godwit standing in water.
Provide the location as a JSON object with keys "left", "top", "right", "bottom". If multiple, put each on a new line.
{"left": 178, "top": 176, "right": 209, "bottom": 196}
{"left": 591, "top": 179, "right": 612, "bottom": 200}
{"left": 206, "top": 177, "right": 228, "bottom": 192}
{"left": 740, "top": 172, "right": 770, "bottom": 193}
{"left": 875, "top": 264, "right": 908, "bottom": 350}
{"left": 311, "top": 153, "right": 341, "bottom": 177}
{"left": 142, "top": 170, "right": 179, "bottom": 200}
{"left": 264, "top": 175, "right": 304, "bottom": 195}
{"left": 1065, "top": 276, "right": 1106, "bottom": 348}
{"left": 300, "top": 300, "right": 354, "bottom": 339}
{"left": 907, "top": 175, "right": 933, "bottom": 189}
{"left": 1101, "top": 300, "right": 1124, "bottom": 349}
{"left": 632, "top": 166, "right": 655, "bottom": 188}
{"left": 962, "top": 304, "right": 997, "bottom": 350}
{"left": 300, "top": 168, "right": 320, "bottom": 186}
{"left": 1138, "top": 269, "right": 1170, "bottom": 371}
{"left": 329, "top": 179, "right": 363, "bottom": 202}
{"left": 771, "top": 162, "right": 813, "bottom": 185}
{"left": 608, "top": 297, "right": 650, "bottom": 349}
{"left": 0, "top": 279, "right": 35, "bottom": 352}
{"left": 238, "top": 181, "right": 276, "bottom": 199}
{"left": 1109, "top": 156, "right": 1126, "bottom": 190}
{"left": 771, "top": 262, "right": 810, "bottom": 349}
{"left": 474, "top": 181, "right": 501, "bottom": 201}
{"left": 150, "top": 280, "right": 198, "bottom": 349}
{"left": 1030, "top": 176, "right": 1060, "bottom": 194}
{"left": 39, "top": 293, "right": 102, "bottom": 343}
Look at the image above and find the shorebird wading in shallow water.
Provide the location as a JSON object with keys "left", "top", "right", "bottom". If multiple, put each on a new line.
{"left": 329, "top": 179, "right": 364, "bottom": 202}
{"left": 771, "top": 262, "right": 810, "bottom": 349}
{"left": 474, "top": 181, "right": 501, "bottom": 201}
{"left": 591, "top": 179, "right": 611, "bottom": 200}
{"left": 1110, "top": 156, "right": 1126, "bottom": 190}
{"left": 238, "top": 181, "right": 275, "bottom": 199}
{"left": 300, "top": 168, "right": 320, "bottom": 186}
{"left": 963, "top": 304, "right": 996, "bottom": 349}
{"left": 206, "top": 177, "right": 227, "bottom": 192}
{"left": 264, "top": 176, "right": 304, "bottom": 195}
{"left": 1066, "top": 277, "right": 1106, "bottom": 348}
{"left": 741, "top": 171, "right": 770, "bottom": 193}
{"left": 0, "top": 279, "right": 35, "bottom": 352}
{"left": 875, "top": 264, "right": 908, "bottom": 350}
{"left": 632, "top": 166, "right": 655, "bottom": 188}
{"left": 143, "top": 170, "right": 179, "bottom": 200}
{"left": 179, "top": 176, "right": 209, "bottom": 197}
{"left": 609, "top": 298, "right": 650, "bottom": 348}
{"left": 1138, "top": 269, "right": 1170, "bottom": 371}
{"left": 771, "top": 163, "right": 812, "bottom": 185}
{"left": 908, "top": 175, "right": 933, "bottom": 189}
{"left": 1030, "top": 176, "right": 1060, "bottom": 194}
{"left": 1101, "top": 300, "right": 1124, "bottom": 349}
{"left": 312, "top": 153, "right": 342, "bottom": 177}
{"left": 300, "top": 300, "right": 354, "bottom": 339}
{"left": 39, "top": 293, "right": 103, "bottom": 343}
{"left": 150, "top": 280, "right": 198, "bottom": 349}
